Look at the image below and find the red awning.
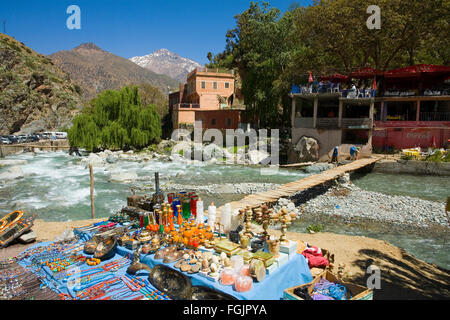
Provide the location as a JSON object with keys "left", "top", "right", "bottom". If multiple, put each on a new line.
{"left": 320, "top": 73, "right": 348, "bottom": 83}
{"left": 350, "top": 67, "right": 383, "bottom": 79}
{"left": 384, "top": 64, "right": 450, "bottom": 78}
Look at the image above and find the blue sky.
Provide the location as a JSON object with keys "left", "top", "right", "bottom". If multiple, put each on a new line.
{"left": 0, "top": 0, "right": 311, "bottom": 65}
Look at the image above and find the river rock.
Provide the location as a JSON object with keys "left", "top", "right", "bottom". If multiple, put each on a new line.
{"left": 203, "top": 144, "right": 223, "bottom": 161}
{"left": 0, "top": 165, "right": 25, "bottom": 181}
{"left": 109, "top": 171, "right": 138, "bottom": 183}
{"left": 248, "top": 149, "right": 270, "bottom": 165}
{"left": 106, "top": 155, "right": 119, "bottom": 164}
{"left": 82, "top": 153, "right": 105, "bottom": 167}
{"left": 292, "top": 136, "right": 319, "bottom": 162}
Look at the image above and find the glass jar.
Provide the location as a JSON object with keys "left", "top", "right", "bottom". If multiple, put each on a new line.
{"left": 182, "top": 196, "right": 191, "bottom": 219}
{"left": 190, "top": 195, "right": 199, "bottom": 218}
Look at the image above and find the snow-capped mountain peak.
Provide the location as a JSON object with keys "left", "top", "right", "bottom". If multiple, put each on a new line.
{"left": 130, "top": 49, "right": 202, "bottom": 83}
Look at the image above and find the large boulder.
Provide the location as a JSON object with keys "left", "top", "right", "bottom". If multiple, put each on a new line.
{"left": 106, "top": 154, "right": 119, "bottom": 164}
{"left": 247, "top": 149, "right": 270, "bottom": 165}
{"left": 82, "top": 153, "right": 105, "bottom": 167}
{"left": 109, "top": 171, "right": 138, "bottom": 183}
{"left": 291, "top": 136, "right": 319, "bottom": 162}
{"left": 0, "top": 165, "right": 25, "bottom": 181}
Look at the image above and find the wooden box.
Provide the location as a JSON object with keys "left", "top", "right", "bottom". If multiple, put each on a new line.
{"left": 283, "top": 270, "right": 373, "bottom": 300}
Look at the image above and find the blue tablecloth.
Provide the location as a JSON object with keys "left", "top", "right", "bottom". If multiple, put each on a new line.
{"left": 18, "top": 232, "right": 312, "bottom": 300}
{"left": 115, "top": 246, "right": 312, "bottom": 300}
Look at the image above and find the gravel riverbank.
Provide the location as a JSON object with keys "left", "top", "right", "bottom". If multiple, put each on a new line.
{"left": 297, "top": 181, "right": 449, "bottom": 229}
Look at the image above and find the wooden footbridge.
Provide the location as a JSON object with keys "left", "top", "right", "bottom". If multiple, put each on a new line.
{"left": 216, "top": 156, "right": 381, "bottom": 215}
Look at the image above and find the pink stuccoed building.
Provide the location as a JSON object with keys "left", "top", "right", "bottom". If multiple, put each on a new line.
{"left": 169, "top": 68, "right": 244, "bottom": 130}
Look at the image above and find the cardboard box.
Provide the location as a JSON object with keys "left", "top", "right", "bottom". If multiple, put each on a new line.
{"left": 283, "top": 270, "right": 373, "bottom": 300}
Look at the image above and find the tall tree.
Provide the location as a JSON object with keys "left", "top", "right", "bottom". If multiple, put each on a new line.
{"left": 68, "top": 86, "right": 161, "bottom": 151}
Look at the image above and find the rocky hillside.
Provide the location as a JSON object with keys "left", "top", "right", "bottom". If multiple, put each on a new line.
{"left": 130, "top": 49, "right": 202, "bottom": 83}
{"left": 0, "top": 33, "right": 82, "bottom": 135}
{"left": 49, "top": 43, "right": 178, "bottom": 102}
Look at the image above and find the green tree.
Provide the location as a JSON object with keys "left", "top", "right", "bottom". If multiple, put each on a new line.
{"left": 220, "top": 1, "right": 297, "bottom": 127}
{"left": 68, "top": 86, "right": 161, "bottom": 151}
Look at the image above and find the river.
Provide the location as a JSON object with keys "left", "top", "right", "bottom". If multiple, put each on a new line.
{"left": 0, "top": 151, "right": 448, "bottom": 269}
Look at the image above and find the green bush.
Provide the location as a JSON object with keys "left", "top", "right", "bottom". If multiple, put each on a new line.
{"left": 68, "top": 86, "right": 161, "bottom": 151}
{"left": 306, "top": 224, "right": 324, "bottom": 233}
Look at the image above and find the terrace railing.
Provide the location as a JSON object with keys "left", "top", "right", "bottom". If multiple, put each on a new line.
{"left": 419, "top": 112, "right": 450, "bottom": 121}
{"left": 316, "top": 118, "right": 339, "bottom": 128}
{"left": 175, "top": 103, "right": 201, "bottom": 109}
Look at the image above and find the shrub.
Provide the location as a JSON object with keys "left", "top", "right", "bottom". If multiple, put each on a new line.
{"left": 306, "top": 224, "right": 324, "bottom": 233}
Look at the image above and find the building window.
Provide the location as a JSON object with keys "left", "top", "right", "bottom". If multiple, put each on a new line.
{"left": 226, "top": 118, "right": 231, "bottom": 126}
{"left": 201, "top": 81, "right": 206, "bottom": 89}
{"left": 211, "top": 118, "right": 216, "bottom": 125}
{"left": 225, "top": 82, "right": 230, "bottom": 89}
{"left": 213, "top": 82, "right": 217, "bottom": 89}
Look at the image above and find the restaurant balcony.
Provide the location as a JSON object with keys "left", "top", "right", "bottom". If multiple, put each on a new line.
{"left": 291, "top": 85, "right": 375, "bottom": 99}
{"left": 173, "top": 103, "right": 200, "bottom": 110}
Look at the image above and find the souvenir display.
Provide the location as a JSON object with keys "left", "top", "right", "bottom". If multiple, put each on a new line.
{"left": 267, "top": 237, "right": 280, "bottom": 258}
{"left": 234, "top": 275, "right": 253, "bottom": 293}
{"left": 253, "top": 251, "right": 275, "bottom": 268}
{"left": 220, "top": 268, "right": 237, "bottom": 285}
{"left": 0, "top": 215, "right": 36, "bottom": 249}
{"left": 239, "top": 264, "right": 251, "bottom": 277}
{"left": 230, "top": 255, "right": 244, "bottom": 272}
{"left": 249, "top": 259, "right": 266, "bottom": 282}
{"left": 148, "top": 265, "right": 192, "bottom": 300}
{"left": 0, "top": 180, "right": 310, "bottom": 301}
{"left": 93, "top": 236, "right": 117, "bottom": 261}
{"left": 127, "top": 248, "right": 151, "bottom": 275}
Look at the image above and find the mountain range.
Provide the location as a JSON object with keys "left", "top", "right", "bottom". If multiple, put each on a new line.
{"left": 130, "top": 49, "right": 203, "bottom": 83}
{"left": 49, "top": 43, "right": 179, "bottom": 102}
{"left": 0, "top": 37, "right": 205, "bottom": 134}
{"left": 0, "top": 33, "right": 82, "bottom": 135}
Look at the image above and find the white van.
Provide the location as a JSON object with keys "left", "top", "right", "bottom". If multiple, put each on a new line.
{"left": 55, "top": 132, "right": 68, "bottom": 139}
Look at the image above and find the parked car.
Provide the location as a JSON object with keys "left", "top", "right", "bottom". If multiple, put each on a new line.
{"left": 8, "top": 136, "right": 18, "bottom": 144}
{"left": 1, "top": 137, "right": 11, "bottom": 144}
{"left": 29, "top": 134, "right": 40, "bottom": 142}
{"left": 17, "top": 135, "right": 27, "bottom": 143}
{"left": 55, "top": 132, "right": 68, "bottom": 139}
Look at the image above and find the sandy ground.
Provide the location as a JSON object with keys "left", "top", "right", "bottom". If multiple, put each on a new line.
{"left": 1, "top": 218, "right": 449, "bottom": 300}
{"left": 268, "top": 229, "right": 450, "bottom": 300}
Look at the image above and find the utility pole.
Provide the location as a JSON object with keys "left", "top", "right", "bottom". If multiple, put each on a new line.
{"left": 2, "top": 20, "right": 5, "bottom": 34}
